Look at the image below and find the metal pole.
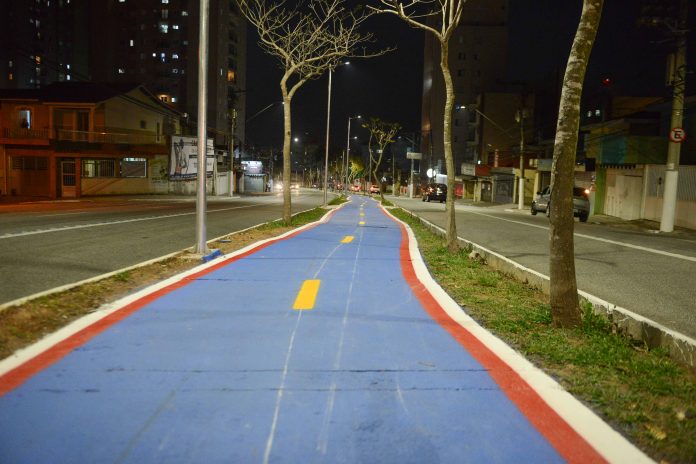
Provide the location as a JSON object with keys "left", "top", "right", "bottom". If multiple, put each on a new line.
{"left": 518, "top": 109, "right": 525, "bottom": 209}
{"left": 410, "top": 158, "right": 414, "bottom": 198}
{"left": 346, "top": 117, "right": 351, "bottom": 194}
{"left": 323, "top": 71, "right": 331, "bottom": 206}
{"left": 194, "top": 0, "right": 209, "bottom": 255}
{"left": 228, "top": 108, "right": 236, "bottom": 196}
{"left": 660, "top": 0, "right": 688, "bottom": 233}
{"left": 392, "top": 151, "right": 396, "bottom": 196}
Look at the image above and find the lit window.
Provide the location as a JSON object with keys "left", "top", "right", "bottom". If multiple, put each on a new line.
{"left": 8, "top": 60, "right": 13, "bottom": 68}
{"left": 119, "top": 0, "right": 125, "bottom": 2}
{"left": 118, "top": 68, "right": 125, "bottom": 74}
{"left": 161, "top": 0, "right": 168, "bottom": 3}
{"left": 172, "top": 68, "right": 178, "bottom": 74}
{"left": 67, "top": 64, "right": 70, "bottom": 69}
{"left": 182, "top": 10, "right": 188, "bottom": 16}
{"left": 595, "top": 109, "right": 601, "bottom": 116}
{"left": 587, "top": 111, "right": 592, "bottom": 118}
{"left": 182, "top": 40, "right": 188, "bottom": 45}
{"left": 172, "top": 24, "right": 179, "bottom": 30}
{"left": 172, "top": 53, "right": 179, "bottom": 59}
{"left": 121, "top": 158, "right": 147, "bottom": 178}
{"left": 18, "top": 109, "right": 32, "bottom": 129}
{"left": 152, "top": 52, "right": 157, "bottom": 57}
{"left": 160, "top": 52, "right": 166, "bottom": 63}
{"left": 171, "top": 97, "right": 177, "bottom": 103}
{"left": 129, "top": 39, "right": 134, "bottom": 46}
{"left": 66, "top": 75, "right": 71, "bottom": 80}
{"left": 159, "top": 23, "right": 169, "bottom": 33}
{"left": 8, "top": 73, "right": 13, "bottom": 81}
{"left": 227, "top": 70, "right": 235, "bottom": 82}
{"left": 161, "top": 9, "right": 168, "bottom": 19}
{"left": 35, "top": 56, "right": 41, "bottom": 64}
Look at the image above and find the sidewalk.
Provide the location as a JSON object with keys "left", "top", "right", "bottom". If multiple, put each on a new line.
{"left": 0, "top": 196, "right": 651, "bottom": 463}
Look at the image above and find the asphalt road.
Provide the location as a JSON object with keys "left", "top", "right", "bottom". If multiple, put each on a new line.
{"left": 0, "top": 191, "right": 327, "bottom": 306}
{"left": 390, "top": 196, "right": 696, "bottom": 341}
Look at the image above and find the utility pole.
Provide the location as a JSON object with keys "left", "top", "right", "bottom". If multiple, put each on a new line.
{"left": 228, "top": 108, "right": 237, "bottom": 196}
{"left": 516, "top": 106, "right": 528, "bottom": 210}
{"left": 660, "top": 0, "right": 688, "bottom": 232}
{"left": 392, "top": 151, "right": 396, "bottom": 196}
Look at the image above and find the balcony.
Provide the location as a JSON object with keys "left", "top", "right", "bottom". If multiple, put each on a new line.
{"left": 1, "top": 127, "right": 165, "bottom": 146}
{"left": 55, "top": 129, "right": 165, "bottom": 145}
{"left": 3, "top": 127, "right": 50, "bottom": 139}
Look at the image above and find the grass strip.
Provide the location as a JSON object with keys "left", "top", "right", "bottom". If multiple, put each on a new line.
{"left": 391, "top": 208, "right": 696, "bottom": 464}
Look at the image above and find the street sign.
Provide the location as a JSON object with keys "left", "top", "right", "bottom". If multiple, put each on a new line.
{"left": 406, "top": 151, "right": 422, "bottom": 160}
{"left": 669, "top": 127, "right": 686, "bottom": 143}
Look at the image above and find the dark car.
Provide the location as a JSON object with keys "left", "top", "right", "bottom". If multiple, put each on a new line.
{"left": 531, "top": 186, "right": 590, "bottom": 222}
{"left": 422, "top": 183, "right": 447, "bottom": 203}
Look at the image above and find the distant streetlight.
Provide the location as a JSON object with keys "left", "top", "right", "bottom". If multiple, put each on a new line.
{"left": 346, "top": 115, "right": 361, "bottom": 192}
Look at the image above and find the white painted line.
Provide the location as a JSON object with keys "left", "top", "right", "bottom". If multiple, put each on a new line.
{"left": 461, "top": 208, "right": 696, "bottom": 262}
{"left": 383, "top": 206, "right": 653, "bottom": 464}
{"left": 0, "top": 204, "right": 258, "bottom": 240}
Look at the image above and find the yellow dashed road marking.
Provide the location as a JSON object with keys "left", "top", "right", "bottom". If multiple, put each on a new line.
{"left": 341, "top": 236, "right": 354, "bottom": 243}
{"left": 293, "top": 280, "right": 321, "bottom": 310}
{"left": 359, "top": 221, "right": 365, "bottom": 226}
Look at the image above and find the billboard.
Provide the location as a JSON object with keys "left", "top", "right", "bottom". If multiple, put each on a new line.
{"left": 170, "top": 136, "right": 214, "bottom": 180}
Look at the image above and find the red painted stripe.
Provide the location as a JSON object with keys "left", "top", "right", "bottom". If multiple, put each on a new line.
{"left": 0, "top": 215, "right": 327, "bottom": 397}
{"left": 391, "top": 217, "right": 607, "bottom": 464}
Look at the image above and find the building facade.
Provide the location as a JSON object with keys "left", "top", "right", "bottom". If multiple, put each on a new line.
{"left": 421, "top": 0, "right": 509, "bottom": 177}
{"left": 0, "top": 83, "right": 181, "bottom": 199}
{"left": 0, "top": 0, "right": 90, "bottom": 89}
{"left": 87, "top": 0, "right": 247, "bottom": 152}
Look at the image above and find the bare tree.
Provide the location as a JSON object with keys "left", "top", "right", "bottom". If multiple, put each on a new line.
{"left": 371, "top": 0, "right": 464, "bottom": 251}
{"left": 237, "top": 0, "right": 386, "bottom": 224}
{"left": 549, "top": 0, "right": 603, "bottom": 327}
{"left": 363, "top": 118, "right": 400, "bottom": 202}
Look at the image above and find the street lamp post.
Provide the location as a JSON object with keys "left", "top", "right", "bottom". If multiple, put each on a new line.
{"left": 323, "top": 62, "right": 351, "bottom": 204}
{"left": 346, "top": 115, "right": 361, "bottom": 193}
{"left": 194, "top": 0, "right": 210, "bottom": 255}
{"left": 323, "top": 70, "right": 333, "bottom": 206}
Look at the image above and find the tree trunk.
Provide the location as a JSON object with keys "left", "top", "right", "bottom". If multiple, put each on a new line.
{"left": 440, "top": 40, "right": 458, "bottom": 252}
{"left": 549, "top": 0, "right": 603, "bottom": 328}
{"left": 281, "top": 88, "right": 292, "bottom": 225}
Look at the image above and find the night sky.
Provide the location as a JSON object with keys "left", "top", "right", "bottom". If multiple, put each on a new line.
{"left": 244, "top": 0, "right": 694, "bottom": 153}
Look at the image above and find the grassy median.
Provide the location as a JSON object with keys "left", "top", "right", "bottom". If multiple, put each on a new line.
{"left": 391, "top": 208, "right": 695, "bottom": 464}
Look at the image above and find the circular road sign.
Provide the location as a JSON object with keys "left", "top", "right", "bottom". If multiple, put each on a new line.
{"left": 669, "top": 127, "right": 686, "bottom": 143}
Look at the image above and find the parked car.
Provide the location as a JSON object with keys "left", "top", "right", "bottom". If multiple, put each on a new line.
{"left": 350, "top": 184, "right": 361, "bottom": 192}
{"left": 369, "top": 184, "right": 380, "bottom": 194}
{"left": 421, "top": 183, "right": 447, "bottom": 203}
{"left": 531, "top": 186, "right": 590, "bottom": 222}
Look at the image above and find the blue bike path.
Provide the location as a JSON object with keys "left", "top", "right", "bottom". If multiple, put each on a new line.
{"left": 0, "top": 197, "right": 650, "bottom": 463}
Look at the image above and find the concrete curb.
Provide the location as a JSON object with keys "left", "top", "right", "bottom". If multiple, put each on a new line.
{"left": 398, "top": 208, "right": 696, "bottom": 370}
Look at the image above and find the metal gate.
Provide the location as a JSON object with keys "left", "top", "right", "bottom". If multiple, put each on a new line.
{"left": 60, "top": 159, "right": 77, "bottom": 198}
